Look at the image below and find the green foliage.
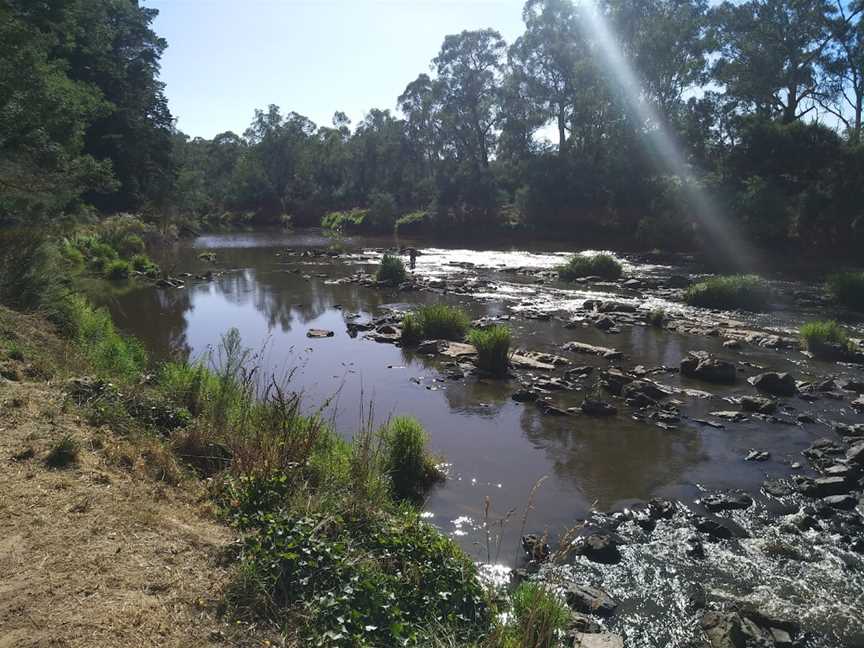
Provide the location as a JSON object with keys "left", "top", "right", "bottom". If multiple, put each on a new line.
{"left": 647, "top": 307, "right": 667, "bottom": 327}
{"left": 684, "top": 275, "right": 775, "bottom": 312}
{"left": 381, "top": 416, "right": 442, "bottom": 500}
{"left": 224, "top": 480, "right": 489, "bottom": 646}
{"left": 826, "top": 272, "right": 864, "bottom": 312}
{"left": 321, "top": 208, "right": 369, "bottom": 232}
{"left": 505, "top": 582, "right": 570, "bottom": 648}
{"left": 105, "top": 259, "right": 131, "bottom": 280}
{"left": 72, "top": 297, "right": 147, "bottom": 381}
{"left": 130, "top": 254, "right": 158, "bottom": 274}
{"left": 558, "top": 253, "right": 623, "bottom": 281}
{"left": 400, "top": 305, "right": 470, "bottom": 344}
{"left": 377, "top": 253, "right": 407, "bottom": 285}
{"left": 800, "top": 320, "right": 854, "bottom": 357}
{"left": 89, "top": 241, "right": 119, "bottom": 263}
{"left": 0, "top": 230, "right": 78, "bottom": 335}
{"left": 45, "top": 434, "right": 80, "bottom": 469}
{"left": 468, "top": 326, "right": 511, "bottom": 376}
{"left": 116, "top": 234, "right": 145, "bottom": 257}
{"left": 395, "top": 210, "right": 429, "bottom": 233}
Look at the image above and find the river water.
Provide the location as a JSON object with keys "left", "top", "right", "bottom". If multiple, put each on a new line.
{"left": 97, "top": 229, "right": 864, "bottom": 646}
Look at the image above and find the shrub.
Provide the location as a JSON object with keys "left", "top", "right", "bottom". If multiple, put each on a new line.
{"left": 223, "top": 488, "right": 488, "bottom": 646}
{"left": 0, "top": 230, "right": 78, "bottom": 336}
{"left": 46, "top": 434, "right": 80, "bottom": 468}
{"left": 394, "top": 210, "right": 428, "bottom": 234}
{"left": 647, "top": 307, "right": 667, "bottom": 327}
{"left": 321, "top": 208, "right": 369, "bottom": 232}
{"left": 116, "top": 233, "right": 145, "bottom": 257}
{"left": 105, "top": 259, "right": 131, "bottom": 280}
{"left": 557, "top": 253, "right": 623, "bottom": 281}
{"left": 400, "top": 304, "right": 470, "bottom": 344}
{"left": 826, "top": 272, "right": 864, "bottom": 312}
{"left": 130, "top": 254, "right": 158, "bottom": 274}
{"left": 90, "top": 241, "right": 119, "bottom": 262}
{"left": 800, "top": 320, "right": 854, "bottom": 358}
{"left": 72, "top": 297, "right": 147, "bottom": 380}
{"left": 376, "top": 253, "right": 407, "bottom": 285}
{"left": 381, "top": 416, "right": 442, "bottom": 500}
{"left": 507, "top": 582, "right": 570, "bottom": 648}
{"left": 468, "top": 325, "right": 511, "bottom": 376}
{"left": 684, "top": 274, "right": 775, "bottom": 311}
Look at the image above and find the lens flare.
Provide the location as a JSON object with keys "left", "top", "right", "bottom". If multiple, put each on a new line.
{"left": 578, "top": 1, "right": 760, "bottom": 271}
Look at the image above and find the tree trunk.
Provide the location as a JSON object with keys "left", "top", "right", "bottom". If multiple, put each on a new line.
{"left": 557, "top": 109, "right": 567, "bottom": 155}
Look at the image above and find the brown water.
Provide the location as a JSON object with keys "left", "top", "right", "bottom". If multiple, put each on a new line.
{"left": 96, "top": 231, "right": 864, "bottom": 559}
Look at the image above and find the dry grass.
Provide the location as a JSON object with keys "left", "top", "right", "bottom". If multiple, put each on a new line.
{"left": 0, "top": 354, "right": 282, "bottom": 646}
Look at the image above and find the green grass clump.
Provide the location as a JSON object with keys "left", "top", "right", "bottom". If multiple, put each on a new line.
{"left": 377, "top": 253, "right": 407, "bottom": 285}
{"left": 468, "top": 325, "right": 511, "bottom": 376}
{"left": 557, "top": 253, "right": 623, "bottom": 281}
{"left": 504, "top": 582, "right": 570, "bottom": 648}
{"left": 381, "top": 416, "right": 442, "bottom": 500}
{"left": 647, "top": 307, "right": 667, "bottom": 327}
{"left": 45, "top": 434, "right": 80, "bottom": 469}
{"left": 826, "top": 272, "right": 864, "bottom": 312}
{"left": 89, "top": 241, "right": 119, "bottom": 262}
{"left": 400, "top": 304, "right": 470, "bottom": 344}
{"left": 116, "top": 233, "right": 145, "bottom": 257}
{"left": 800, "top": 320, "right": 854, "bottom": 357}
{"left": 130, "top": 254, "right": 158, "bottom": 274}
{"left": 72, "top": 297, "right": 147, "bottom": 380}
{"left": 105, "top": 259, "right": 131, "bottom": 280}
{"left": 684, "top": 274, "right": 775, "bottom": 311}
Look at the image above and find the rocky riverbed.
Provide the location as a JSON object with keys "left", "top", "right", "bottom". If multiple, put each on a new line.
{"left": 102, "top": 230, "right": 864, "bottom": 647}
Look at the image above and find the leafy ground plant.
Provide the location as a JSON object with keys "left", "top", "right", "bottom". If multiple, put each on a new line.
{"left": 503, "top": 582, "right": 570, "bottom": 648}
{"left": 468, "top": 325, "right": 511, "bottom": 376}
{"left": 45, "top": 434, "right": 80, "bottom": 468}
{"left": 684, "top": 274, "right": 775, "bottom": 311}
{"left": 557, "top": 253, "right": 622, "bottom": 281}
{"left": 400, "top": 304, "right": 470, "bottom": 344}
{"left": 826, "top": 272, "right": 864, "bottom": 312}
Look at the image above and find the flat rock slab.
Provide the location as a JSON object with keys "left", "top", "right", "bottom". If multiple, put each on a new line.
{"left": 571, "top": 633, "right": 624, "bottom": 648}
{"left": 510, "top": 353, "right": 556, "bottom": 371}
{"left": 564, "top": 341, "right": 622, "bottom": 359}
{"left": 439, "top": 341, "right": 477, "bottom": 358}
{"left": 306, "top": 329, "right": 334, "bottom": 338}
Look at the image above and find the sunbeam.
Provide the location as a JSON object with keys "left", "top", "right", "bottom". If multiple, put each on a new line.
{"left": 578, "top": 0, "right": 761, "bottom": 271}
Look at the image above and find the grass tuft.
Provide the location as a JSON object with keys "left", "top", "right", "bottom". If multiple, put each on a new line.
{"left": 684, "top": 274, "right": 774, "bottom": 311}
{"left": 646, "top": 307, "right": 667, "bottom": 327}
{"left": 377, "top": 253, "right": 407, "bottom": 285}
{"left": 826, "top": 272, "right": 864, "bottom": 312}
{"left": 468, "top": 325, "right": 511, "bottom": 376}
{"left": 381, "top": 416, "right": 443, "bottom": 500}
{"left": 557, "top": 253, "right": 622, "bottom": 281}
{"left": 505, "top": 582, "right": 570, "bottom": 648}
{"left": 400, "top": 305, "right": 470, "bottom": 345}
{"left": 45, "top": 434, "right": 80, "bottom": 469}
{"left": 800, "top": 320, "right": 854, "bottom": 358}
{"left": 105, "top": 259, "right": 131, "bottom": 280}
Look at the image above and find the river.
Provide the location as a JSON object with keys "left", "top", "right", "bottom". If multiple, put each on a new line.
{"left": 97, "top": 229, "right": 864, "bottom": 646}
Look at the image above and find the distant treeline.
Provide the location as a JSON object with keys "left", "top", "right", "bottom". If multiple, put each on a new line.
{"left": 2, "top": 0, "right": 864, "bottom": 258}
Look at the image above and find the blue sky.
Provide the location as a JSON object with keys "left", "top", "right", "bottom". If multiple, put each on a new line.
{"left": 147, "top": 0, "right": 526, "bottom": 139}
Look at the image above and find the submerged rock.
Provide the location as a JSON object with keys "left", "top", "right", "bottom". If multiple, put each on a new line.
{"left": 702, "top": 492, "right": 753, "bottom": 512}
{"left": 306, "top": 328, "right": 334, "bottom": 338}
{"left": 581, "top": 399, "right": 618, "bottom": 417}
{"left": 739, "top": 395, "right": 777, "bottom": 414}
{"left": 511, "top": 389, "right": 539, "bottom": 403}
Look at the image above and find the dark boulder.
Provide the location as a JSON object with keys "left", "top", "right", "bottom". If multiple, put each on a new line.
{"left": 739, "top": 396, "right": 777, "bottom": 414}
{"left": 749, "top": 372, "right": 797, "bottom": 397}
{"left": 680, "top": 352, "right": 737, "bottom": 384}
{"left": 702, "top": 492, "right": 753, "bottom": 512}
{"left": 564, "top": 584, "right": 618, "bottom": 617}
{"left": 573, "top": 531, "right": 624, "bottom": 564}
